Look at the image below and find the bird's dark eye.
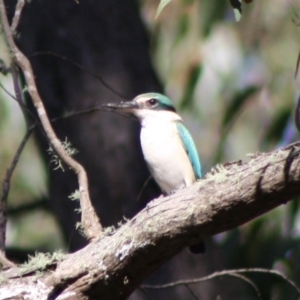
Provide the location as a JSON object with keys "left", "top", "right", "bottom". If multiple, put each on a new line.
{"left": 148, "top": 98, "right": 157, "bottom": 106}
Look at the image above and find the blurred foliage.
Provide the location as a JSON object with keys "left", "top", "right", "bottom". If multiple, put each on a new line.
{"left": 142, "top": 0, "right": 300, "bottom": 298}
{"left": 0, "top": 38, "right": 64, "bottom": 252}
{"left": 179, "top": 62, "right": 203, "bottom": 110}
{"left": 0, "top": 0, "right": 300, "bottom": 298}
{"left": 155, "top": 0, "right": 171, "bottom": 18}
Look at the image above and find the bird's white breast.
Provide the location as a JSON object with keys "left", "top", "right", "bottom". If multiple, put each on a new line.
{"left": 139, "top": 110, "right": 196, "bottom": 194}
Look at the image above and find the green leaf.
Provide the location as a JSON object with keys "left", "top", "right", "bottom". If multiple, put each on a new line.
{"left": 214, "top": 85, "right": 259, "bottom": 163}
{"left": 222, "top": 85, "right": 259, "bottom": 129}
{"left": 155, "top": 0, "right": 172, "bottom": 19}
{"left": 229, "top": 0, "right": 242, "bottom": 22}
{"left": 263, "top": 107, "right": 291, "bottom": 144}
{"left": 294, "top": 95, "right": 300, "bottom": 132}
{"left": 201, "top": 1, "right": 228, "bottom": 37}
{"left": 180, "top": 63, "right": 203, "bottom": 110}
{"left": 233, "top": 8, "right": 242, "bottom": 22}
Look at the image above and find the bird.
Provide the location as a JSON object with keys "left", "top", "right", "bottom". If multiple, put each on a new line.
{"left": 105, "top": 92, "right": 204, "bottom": 253}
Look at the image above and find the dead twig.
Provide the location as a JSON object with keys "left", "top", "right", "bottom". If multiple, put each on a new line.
{"left": 7, "top": 198, "right": 48, "bottom": 216}
{"left": 0, "top": 0, "right": 102, "bottom": 242}
{"left": 10, "top": 0, "right": 26, "bottom": 33}
{"left": 0, "top": 127, "right": 33, "bottom": 264}
{"left": 30, "top": 51, "right": 128, "bottom": 99}
{"left": 142, "top": 268, "right": 300, "bottom": 299}
{"left": 11, "top": 64, "right": 31, "bottom": 127}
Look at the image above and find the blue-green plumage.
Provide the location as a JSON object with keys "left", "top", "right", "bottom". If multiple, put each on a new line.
{"left": 176, "top": 121, "right": 202, "bottom": 180}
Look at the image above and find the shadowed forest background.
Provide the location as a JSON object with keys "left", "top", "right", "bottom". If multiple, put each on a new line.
{"left": 0, "top": 0, "right": 300, "bottom": 299}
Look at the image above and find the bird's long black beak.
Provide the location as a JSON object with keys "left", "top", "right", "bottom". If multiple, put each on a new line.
{"left": 104, "top": 100, "right": 138, "bottom": 111}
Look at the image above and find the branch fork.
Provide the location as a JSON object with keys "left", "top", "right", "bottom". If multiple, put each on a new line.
{"left": 0, "top": 0, "right": 102, "bottom": 251}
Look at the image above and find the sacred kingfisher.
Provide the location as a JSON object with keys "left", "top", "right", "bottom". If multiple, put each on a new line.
{"left": 105, "top": 92, "right": 202, "bottom": 195}
{"left": 105, "top": 93, "right": 204, "bottom": 253}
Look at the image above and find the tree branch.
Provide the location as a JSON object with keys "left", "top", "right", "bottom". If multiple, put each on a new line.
{"left": 0, "top": 127, "right": 34, "bottom": 254}
{"left": 1, "top": 142, "right": 300, "bottom": 299}
{"left": 143, "top": 268, "right": 300, "bottom": 297}
{"left": 7, "top": 198, "right": 49, "bottom": 216}
{"left": 10, "top": 0, "right": 25, "bottom": 33}
{"left": 0, "top": 0, "right": 102, "bottom": 242}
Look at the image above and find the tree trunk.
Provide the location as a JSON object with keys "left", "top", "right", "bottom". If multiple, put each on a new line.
{"left": 6, "top": 0, "right": 161, "bottom": 250}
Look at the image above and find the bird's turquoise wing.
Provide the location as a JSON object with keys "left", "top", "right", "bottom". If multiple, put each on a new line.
{"left": 176, "top": 121, "right": 202, "bottom": 179}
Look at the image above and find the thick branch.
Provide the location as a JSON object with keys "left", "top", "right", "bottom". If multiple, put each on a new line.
{"left": 1, "top": 142, "right": 300, "bottom": 299}
{"left": 0, "top": 0, "right": 102, "bottom": 241}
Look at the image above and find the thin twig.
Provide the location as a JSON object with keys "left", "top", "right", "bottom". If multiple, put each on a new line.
{"left": 142, "top": 268, "right": 300, "bottom": 298}
{"left": 0, "top": 59, "right": 10, "bottom": 75}
{"left": 138, "top": 288, "right": 155, "bottom": 300}
{"left": 0, "top": 81, "right": 39, "bottom": 125}
{"left": 10, "top": 0, "right": 26, "bottom": 33}
{"left": 0, "top": 81, "right": 17, "bottom": 100}
{"left": 226, "top": 272, "right": 262, "bottom": 299}
{"left": 1, "top": 80, "right": 128, "bottom": 126}
{"left": 50, "top": 105, "right": 108, "bottom": 122}
{"left": 31, "top": 51, "right": 128, "bottom": 99}
{"left": 0, "top": 64, "right": 35, "bottom": 258}
{"left": 51, "top": 104, "right": 137, "bottom": 123}
{"left": 11, "top": 64, "right": 30, "bottom": 128}
{"left": 184, "top": 284, "right": 199, "bottom": 300}
{"left": 0, "top": 80, "right": 131, "bottom": 125}
{"left": 295, "top": 51, "right": 300, "bottom": 79}
{"left": 294, "top": 95, "right": 300, "bottom": 132}
{"left": 0, "top": 1, "right": 103, "bottom": 241}
{"left": 137, "top": 175, "right": 152, "bottom": 203}
{"left": 0, "top": 127, "right": 33, "bottom": 258}
{"left": 240, "top": 268, "right": 300, "bottom": 295}
{"left": 7, "top": 198, "right": 49, "bottom": 215}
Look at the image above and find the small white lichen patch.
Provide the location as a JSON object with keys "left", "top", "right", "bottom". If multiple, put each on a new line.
{"left": 205, "top": 164, "right": 229, "bottom": 182}
{"left": 98, "top": 260, "right": 107, "bottom": 271}
{"left": 123, "top": 276, "right": 129, "bottom": 285}
{"left": 56, "top": 291, "right": 76, "bottom": 300}
{"left": 68, "top": 189, "right": 81, "bottom": 201}
{"left": 27, "top": 85, "right": 36, "bottom": 92}
{"left": 138, "top": 240, "right": 151, "bottom": 248}
{"left": 103, "top": 225, "right": 116, "bottom": 236}
{"left": 37, "top": 106, "right": 46, "bottom": 117}
{"left": 47, "top": 138, "right": 79, "bottom": 171}
{"left": 20, "top": 251, "right": 65, "bottom": 274}
{"left": 115, "top": 240, "right": 134, "bottom": 261}
{"left": 24, "top": 71, "right": 31, "bottom": 79}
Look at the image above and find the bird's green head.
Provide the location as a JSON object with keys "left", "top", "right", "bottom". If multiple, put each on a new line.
{"left": 133, "top": 93, "right": 176, "bottom": 112}
{"left": 104, "top": 93, "right": 177, "bottom": 114}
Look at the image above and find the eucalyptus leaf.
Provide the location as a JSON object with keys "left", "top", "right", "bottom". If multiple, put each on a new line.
{"left": 233, "top": 8, "right": 242, "bottom": 22}
{"left": 180, "top": 64, "right": 203, "bottom": 110}
{"left": 294, "top": 95, "right": 300, "bottom": 132}
{"left": 155, "top": 0, "right": 172, "bottom": 19}
{"left": 229, "top": 0, "right": 242, "bottom": 21}
{"left": 262, "top": 106, "right": 291, "bottom": 147}
{"left": 222, "top": 85, "right": 259, "bottom": 129}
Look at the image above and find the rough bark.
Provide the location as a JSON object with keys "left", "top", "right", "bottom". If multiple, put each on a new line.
{"left": 1, "top": 142, "right": 300, "bottom": 299}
